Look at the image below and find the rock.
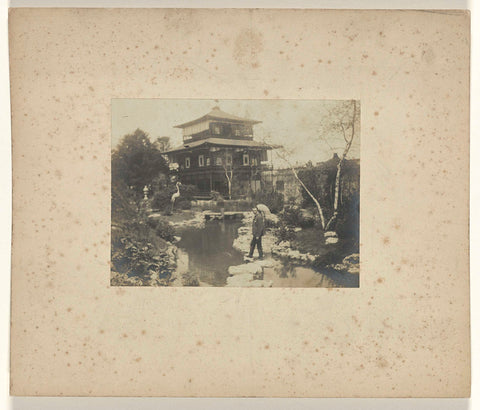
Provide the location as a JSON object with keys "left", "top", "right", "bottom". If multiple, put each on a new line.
{"left": 293, "top": 227, "right": 302, "bottom": 232}
{"left": 343, "top": 253, "right": 360, "bottom": 265}
{"left": 341, "top": 253, "right": 360, "bottom": 274}
{"left": 226, "top": 273, "right": 254, "bottom": 286}
{"left": 271, "top": 242, "right": 317, "bottom": 264}
{"left": 110, "top": 272, "right": 145, "bottom": 286}
{"left": 324, "top": 231, "right": 338, "bottom": 238}
{"left": 254, "top": 258, "right": 277, "bottom": 268}
{"left": 249, "top": 280, "right": 273, "bottom": 288}
{"left": 325, "top": 237, "right": 339, "bottom": 244}
{"left": 165, "top": 244, "right": 177, "bottom": 259}
{"left": 173, "top": 236, "right": 182, "bottom": 242}
{"left": 287, "top": 249, "right": 300, "bottom": 259}
{"left": 328, "top": 254, "right": 360, "bottom": 275}
{"left": 253, "top": 270, "right": 263, "bottom": 280}
{"left": 278, "top": 241, "right": 291, "bottom": 249}
{"left": 347, "top": 266, "right": 360, "bottom": 275}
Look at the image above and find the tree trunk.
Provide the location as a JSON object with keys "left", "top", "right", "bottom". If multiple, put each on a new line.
{"left": 274, "top": 150, "right": 326, "bottom": 230}
{"left": 223, "top": 150, "right": 233, "bottom": 200}
{"left": 326, "top": 100, "right": 357, "bottom": 231}
{"left": 224, "top": 169, "right": 232, "bottom": 200}
{"left": 289, "top": 166, "right": 326, "bottom": 230}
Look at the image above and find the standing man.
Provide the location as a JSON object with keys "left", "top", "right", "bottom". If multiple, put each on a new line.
{"left": 248, "top": 206, "right": 265, "bottom": 259}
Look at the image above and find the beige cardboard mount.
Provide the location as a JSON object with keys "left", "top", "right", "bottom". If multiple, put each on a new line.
{"left": 9, "top": 8, "right": 470, "bottom": 397}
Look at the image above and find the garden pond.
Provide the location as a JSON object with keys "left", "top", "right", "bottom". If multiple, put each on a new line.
{"left": 175, "top": 219, "right": 359, "bottom": 288}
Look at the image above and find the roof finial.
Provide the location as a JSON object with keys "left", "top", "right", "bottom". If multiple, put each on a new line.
{"left": 212, "top": 105, "right": 220, "bottom": 110}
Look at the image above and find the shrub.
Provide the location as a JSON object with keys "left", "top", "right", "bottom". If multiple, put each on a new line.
{"left": 147, "top": 218, "right": 176, "bottom": 242}
{"left": 182, "top": 271, "right": 200, "bottom": 286}
{"left": 179, "top": 184, "right": 200, "bottom": 200}
{"left": 281, "top": 205, "right": 302, "bottom": 227}
{"left": 335, "top": 195, "right": 360, "bottom": 243}
{"left": 279, "top": 205, "right": 317, "bottom": 229}
{"left": 177, "top": 199, "right": 192, "bottom": 210}
{"left": 151, "top": 183, "right": 199, "bottom": 212}
{"left": 111, "top": 180, "right": 140, "bottom": 222}
{"left": 111, "top": 226, "right": 173, "bottom": 283}
{"left": 298, "top": 209, "right": 316, "bottom": 228}
{"left": 252, "top": 190, "right": 284, "bottom": 214}
{"left": 276, "top": 221, "right": 296, "bottom": 243}
{"left": 312, "top": 252, "right": 339, "bottom": 269}
{"left": 151, "top": 189, "right": 172, "bottom": 211}
{"left": 111, "top": 180, "right": 175, "bottom": 286}
{"left": 264, "top": 216, "right": 279, "bottom": 229}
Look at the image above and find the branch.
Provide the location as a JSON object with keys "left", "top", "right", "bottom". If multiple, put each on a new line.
{"left": 340, "top": 123, "right": 349, "bottom": 144}
{"left": 341, "top": 100, "right": 356, "bottom": 161}
{"left": 274, "top": 149, "right": 326, "bottom": 230}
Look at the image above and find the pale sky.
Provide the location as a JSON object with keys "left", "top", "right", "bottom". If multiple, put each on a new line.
{"left": 111, "top": 99, "right": 360, "bottom": 166}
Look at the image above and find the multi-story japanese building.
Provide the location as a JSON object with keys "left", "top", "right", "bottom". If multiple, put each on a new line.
{"left": 165, "top": 106, "right": 273, "bottom": 198}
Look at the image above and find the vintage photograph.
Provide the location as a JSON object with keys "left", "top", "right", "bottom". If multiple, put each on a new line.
{"left": 111, "top": 99, "right": 360, "bottom": 287}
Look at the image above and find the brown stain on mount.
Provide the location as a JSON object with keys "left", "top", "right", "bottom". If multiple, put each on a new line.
{"left": 233, "top": 28, "right": 264, "bottom": 69}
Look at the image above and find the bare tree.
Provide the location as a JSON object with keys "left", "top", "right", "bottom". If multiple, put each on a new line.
{"left": 274, "top": 148, "right": 326, "bottom": 230}
{"left": 325, "top": 100, "right": 359, "bottom": 231}
{"left": 222, "top": 149, "right": 233, "bottom": 200}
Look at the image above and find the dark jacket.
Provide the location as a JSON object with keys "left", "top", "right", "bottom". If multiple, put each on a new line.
{"left": 252, "top": 213, "right": 265, "bottom": 238}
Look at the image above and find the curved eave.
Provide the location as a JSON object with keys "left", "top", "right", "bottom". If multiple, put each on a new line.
{"left": 164, "top": 140, "right": 279, "bottom": 155}
{"left": 174, "top": 115, "right": 262, "bottom": 129}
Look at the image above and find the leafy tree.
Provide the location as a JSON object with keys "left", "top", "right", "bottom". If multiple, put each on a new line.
{"left": 155, "top": 136, "right": 172, "bottom": 152}
{"left": 112, "top": 129, "right": 169, "bottom": 196}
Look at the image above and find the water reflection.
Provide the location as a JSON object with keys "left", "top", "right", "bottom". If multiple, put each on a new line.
{"left": 176, "top": 220, "right": 244, "bottom": 286}
{"left": 277, "top": 262, "right": 297, "bottom": 279}
{"left": 176, "top": 220, "right": 359, "bottom": 288}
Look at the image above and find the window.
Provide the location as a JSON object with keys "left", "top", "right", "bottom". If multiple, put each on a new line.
{"left": 213, "top": 125, "right": 221, "bottom": 135}
{"left": 206, "top": 157, "right": 211, "bottom": 166}
{"left": 234, "top": 128, "right": 241, "bottom": 136}
{"left": 226, "top": 154, "right": 232, "bottom": 166}
{"left": 243, "top": 153, "right": 249, "bottom": 166}
{"left": 260, "top": 150, "right": 268, "bottom": 162}
{"left": 199, "top": 155, "right": 204, "bottom": 167}
{"left": 185, "top": 157, "right": 190, "bottom": 168}
{"left": 251, "top": 157, "right": 258, "bottom": 166}
{"left": 216, "top": 157, "right": 222, "bottom": 166}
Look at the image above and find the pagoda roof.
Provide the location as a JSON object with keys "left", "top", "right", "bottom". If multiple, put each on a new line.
{"left": 164, "top": 137, "right": 278, "bottom": 154}
{"left": 174, "top": 106, "right": 262, "bottom": 129}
